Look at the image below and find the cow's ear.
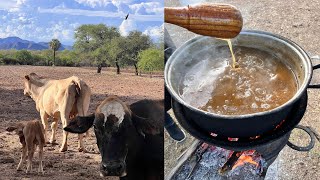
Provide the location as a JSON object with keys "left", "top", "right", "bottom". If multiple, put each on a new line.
{"left": 24, "top": 75, "right": 30, "bottom": 81}
{"left": 64, "top": 114, "right": 95, "bottom": 133}
{"left": 6, "top": 123, "right": 25, "bottom": 135}
{"left": 131, "top": 114, "right": 161, "bottom": 136}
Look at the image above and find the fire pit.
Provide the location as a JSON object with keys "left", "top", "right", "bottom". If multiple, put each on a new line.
{"left": 166, "top": 91, "right": 318, "bottom": 179}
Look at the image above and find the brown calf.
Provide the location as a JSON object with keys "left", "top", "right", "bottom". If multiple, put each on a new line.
{"left": 6, "top": 120, "right": 45, "bottom": 174}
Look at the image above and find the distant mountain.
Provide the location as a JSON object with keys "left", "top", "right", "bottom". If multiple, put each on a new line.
{"left": 38, "top": 42, "right": 73, "bottom": 51}
{"left": 0, "top": 37, "right": 72, "bottom": 51}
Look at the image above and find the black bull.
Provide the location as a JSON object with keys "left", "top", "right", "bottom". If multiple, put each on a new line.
{"left": 64, "top": 98, "right": 164, "bottom": 180}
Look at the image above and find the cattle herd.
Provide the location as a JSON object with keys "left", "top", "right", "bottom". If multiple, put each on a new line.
{"left": 6, "top": 73, "right": 164, "bottom": 180}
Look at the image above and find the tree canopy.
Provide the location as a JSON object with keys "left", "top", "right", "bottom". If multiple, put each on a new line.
{"left": 49, "top": 39, "right": 61, "bottom": 65}
{"left": 0, "top": 23, "right": 164, "bottom": 75}
{"left": 138, "top": 47, "right": 164, "bottom": 72}
{"left": 15, "top": 50, "right": 33, "bottom": 65}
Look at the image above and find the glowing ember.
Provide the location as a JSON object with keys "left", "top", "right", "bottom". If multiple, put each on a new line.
{"left": 228, "top": 137, "right": 238, "bottom": 141}
{"left": 275, "top": 119, "right": 286, "bottom": 129}
{"left": 207, "top": 132, "right": 264, "bottom": 173}
{"left": 232, "top": 154, "right": 259, "bottom": 170}
{"left": 250, "top": 135, "right": 260, "bottom": 139}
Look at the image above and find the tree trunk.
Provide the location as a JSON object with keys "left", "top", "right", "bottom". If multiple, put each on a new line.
{"left": 115, "top": 61, "right": 120, "bottom": 74}
{"left": 97, "top": 64, "right": 102, "bottom": 73}
{"left": 134, "top": 63, "right": 138, "bottom": 75}
{"left": 53, "top": 50, "right": 56, "bottom": 66}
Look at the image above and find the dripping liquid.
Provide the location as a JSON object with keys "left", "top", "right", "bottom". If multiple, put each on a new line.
{"left": 225, "top": 39, "right": 237, "bottom": 68}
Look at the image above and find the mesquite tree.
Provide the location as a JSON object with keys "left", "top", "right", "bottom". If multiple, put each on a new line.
{"left": 126, "top": 31, "right": 152, "bottom": 75}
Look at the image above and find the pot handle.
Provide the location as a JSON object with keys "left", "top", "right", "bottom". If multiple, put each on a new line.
{"left": 308, "top": 55, "right": 320, "bottom": 88}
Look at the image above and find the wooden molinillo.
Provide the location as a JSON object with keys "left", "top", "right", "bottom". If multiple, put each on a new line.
{"left": 165, "top": 3, "right": 243, "bottom": 38}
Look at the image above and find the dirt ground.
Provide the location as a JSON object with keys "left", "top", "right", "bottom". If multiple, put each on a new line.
{"left": 165, "top": 0, "right": 320, "bottom": 179}
{"left": 0, "top": 65, "right": 163, "bottom": 180}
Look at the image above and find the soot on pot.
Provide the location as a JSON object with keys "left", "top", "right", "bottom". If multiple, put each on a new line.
{"left": 179, "top": 46, "right": 297, "bottom": 115}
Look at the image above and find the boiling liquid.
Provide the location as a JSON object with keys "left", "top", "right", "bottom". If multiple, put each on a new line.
{"left": 180, "top": 46, "right": 297, "bottom": 115}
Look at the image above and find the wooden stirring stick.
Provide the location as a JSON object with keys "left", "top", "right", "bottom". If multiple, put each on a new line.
{"left": 165, "top": 3, "right": 243, "bottom": 38}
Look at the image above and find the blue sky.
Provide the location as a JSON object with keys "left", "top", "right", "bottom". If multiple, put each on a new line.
{"left": 0, "top": 0, "right": 164, "bottom": 45}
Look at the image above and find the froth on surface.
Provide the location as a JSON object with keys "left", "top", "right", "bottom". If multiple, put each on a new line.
{"left": 180, "top": 46, "right": 297, "bottom": 115}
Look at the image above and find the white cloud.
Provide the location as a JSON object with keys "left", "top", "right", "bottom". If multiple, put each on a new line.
{"left": 179, "top": 0, "right": 207, "bottom": 6}
{"left": 0, "top": 0, "right": 17, "bottom": 10}
{"left": 62, "top": 29, "right": 73, "bottom": 40}
{"left": 38, "top": 7, "right": 163, "bottom": 21}
{"left": 143, "top": 24, "right": 163, "bottom": 41}
{"left": 70, "top": 22, "right": 80, "bottom": 29}
{"left": 119, "top": 19, "right": 137, "bottom": 36}
{"left": 75, "top": 0, "right": 133, "bottom": 8}
{"left": 2, "top": 0, "right": 28, "bottom": 12}
{"left": 0, "top": 17, "right": 75, "bottom": 43}
{"left": 16, "top": 0, "right": 27, "bottom": 6}
{"left": 0, "top": 31, "right": 7, "bottom": 37}
{"left": 38, "top": 7, "right": 122, "bottom": 18}
{"left": 46, "top": 21, "right": 75, "bottom": 41}
{"left": 129, "top": 2, "right": 162, "bottom": 15}
{"left": 75, "top": 0, "right": 109, "bottom": 8}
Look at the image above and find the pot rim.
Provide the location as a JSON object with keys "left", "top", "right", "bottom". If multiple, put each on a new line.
{"left": 164, "top": 30, "right": 312, "bottom": 119}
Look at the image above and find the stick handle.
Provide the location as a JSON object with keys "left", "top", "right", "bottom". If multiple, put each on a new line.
{"left": 165, "top": 3, "right": 243, "bottom": 38}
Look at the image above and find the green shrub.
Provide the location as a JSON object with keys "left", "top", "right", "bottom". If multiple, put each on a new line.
{"left": 138, "top": 48, "right": 164, "bottom": 72}
{"left": 1, "top": 57, "right": 21, "bottom": 65}
{"left": 15, "top": 50, "right": 33, "bottom": 65}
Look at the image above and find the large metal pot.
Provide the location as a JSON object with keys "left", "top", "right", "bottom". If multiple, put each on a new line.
{"left": 165, "top": 30, "right": 313, "bottom": 138}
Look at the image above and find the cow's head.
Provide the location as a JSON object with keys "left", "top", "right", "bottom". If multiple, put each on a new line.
{"left": 6, "top": 123, "right": 25, "bottom": 137}
{"left": 23, "top": 73, "right": 42, "bottom": 98}
{"left": 65, "top": 96, "right": 153, "bottom": 177}
{"left": 23, "top": 74, "right": 32, "bottom": 97}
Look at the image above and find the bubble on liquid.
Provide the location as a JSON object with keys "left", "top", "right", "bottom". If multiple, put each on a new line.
{"left": 249, "top": 68, "right": 256, "bottom": 73}
{"left": 228, "top": 106, "right": 237, "bottom": 112}
{"left": 251, "top": 103, "right": 258, "bottom": 109}
{"left": 261, "top": 104, "right": 271, "bottom": 109}
{"left": 255, "top": 88, "right": 266, "bottom": 95}
{"left": 270, "top": 74, "right": 277, "bottom": 80}
{"left": 223, "top": 105, "right": 228, "bottom": 110}
{"left": 265, "top": 94, "right": 273, "bottom": 101}
{"left": 244, "top": 90, "right": 251, "bottom": 97}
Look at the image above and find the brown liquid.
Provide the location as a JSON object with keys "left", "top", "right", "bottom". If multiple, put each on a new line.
{"left": 221, "top": 39, "right": 237, "bottom": 68}
{"left": 181, "top": 46, "right": 297, "bottom": 115}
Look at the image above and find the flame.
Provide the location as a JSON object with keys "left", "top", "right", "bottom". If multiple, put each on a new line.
{"left": 210, "top": 133, "right": 218, "bottom": 137}
{"left": 231, "top": 154, "right": 259, "bottom": 170}
{"left": 228, "top": 137, "right": 238, "bottom": 141}
{"left": 249, "top": 135, "right": 260, "bottom": 139}
{"left": 275, "top": 119, "right": 286, "bottom": 129}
